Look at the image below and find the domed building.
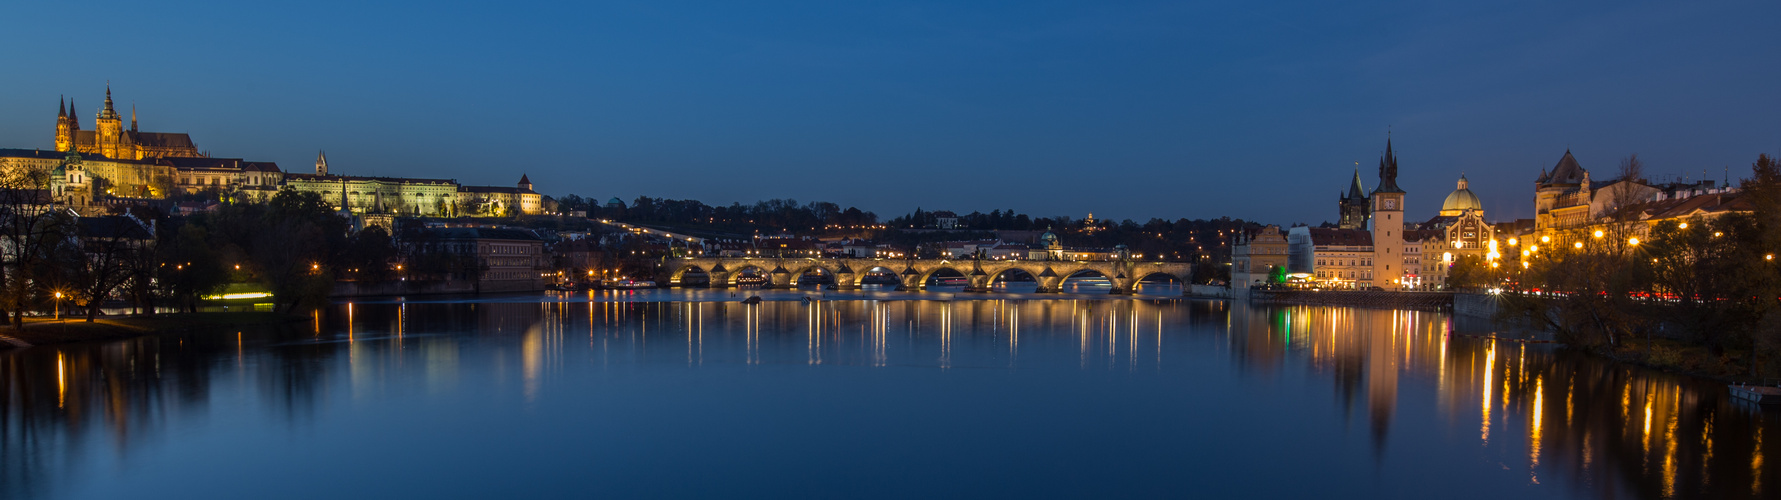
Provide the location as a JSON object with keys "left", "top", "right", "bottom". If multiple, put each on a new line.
{"left": 1439, "top": 175, "right": 1483, "bottom": 216}
{"left": 1420, "top": 174, "right": 1494, "bottom": 263}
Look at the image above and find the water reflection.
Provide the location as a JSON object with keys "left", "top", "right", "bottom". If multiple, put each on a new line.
{"left": 0, "top": 298, "right": 1777, "bottom": 499}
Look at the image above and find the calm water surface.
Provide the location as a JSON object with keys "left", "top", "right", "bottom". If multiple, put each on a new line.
{"left": 3, "top": 291, "right": 1777, "bottom": 499}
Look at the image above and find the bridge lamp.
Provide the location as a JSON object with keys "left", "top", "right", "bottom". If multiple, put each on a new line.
{"left": 1593, "top": 230, "right": 1604, "bottom": 239}
{"left": 1507, "top": 238, "right": 1518, "bottom": 246}
{"left": 1628, "top": 238, "right": 1639, "bottom": 246}
{"left": 1573, "top": 242, "right": 1583, "bottom": 249}
{"left": 1540, "top": 235, "right": 1550, "bottom": 243}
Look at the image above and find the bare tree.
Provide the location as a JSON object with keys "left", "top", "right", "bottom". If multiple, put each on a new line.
{"left": 0, "top": 162, "right": 68, "bottom": 330}
{"left": 66, "top": 218, "right": 148, "bottom": 321}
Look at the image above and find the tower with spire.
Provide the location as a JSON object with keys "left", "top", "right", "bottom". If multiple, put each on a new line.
{"left": 1337, "top": 167, "right": 1370, "bottom": 229}
{"left": 316, "top": 151, "right": 329, "bottom": 176}
{"left": 55, "top": 97, "right": 73, "bottom": 152}
{"left": 96, "top": 84, "right": 125, "bottom": 158}
{"left": 1370, "top": 135, "right": 1408, "bottom": 290}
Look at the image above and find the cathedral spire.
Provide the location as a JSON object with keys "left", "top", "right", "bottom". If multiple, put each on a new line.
{"left": 130, "top": 103, "right": 138, "bottom": 132}
{"left": 99, "top": 83, "right": 119, "bottom": 120}
{"left": 59, "top": 96, "right": 66, "bottom": 118}
{"left": 69, "top": 100, "right": 79, "bottom": 129}
{"left": 316, "top": 150, "right": 329, "bottom": 176}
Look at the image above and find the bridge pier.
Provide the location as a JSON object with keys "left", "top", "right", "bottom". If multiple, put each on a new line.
{"left": 1109, "top": 276, "right": 1134, "bottom": 295}
{"left": 707, "top": 271, "right": 732, "bottom": 288}
{"left": 769, "top": 265, "right": 794, "bottom": 289}
{"left": 964, "top": 272, "right": 992, "bottom": 293}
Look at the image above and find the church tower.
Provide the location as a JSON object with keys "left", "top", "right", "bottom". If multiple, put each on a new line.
{"left": 55, "top": 97, "right": 73, "bottom": 152}
{"left": 95, "top": 85, "right": 124, "bottom": 159}
{"left": 1370, "top": 136, "right": 1407, "bottom": 290}
{"left": 1337, "top": 168, "right": 1370, "bottom": 229}
{"left": 316, "top": 151, "right": 329, "bottom": 175}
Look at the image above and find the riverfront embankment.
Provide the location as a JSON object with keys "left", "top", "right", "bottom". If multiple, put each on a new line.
{"left": 0, "top": 312, "right": 305, "bottom": 348}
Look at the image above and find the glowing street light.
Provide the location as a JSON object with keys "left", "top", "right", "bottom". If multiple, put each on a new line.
{"left": 53, "top": 292, "right": 62, "bottom": 321}
{"left": 1574, "top": 242, "right": 1584, "bottom": 249}
{"left": 1593, "top": 230, "right": 1604, "bottom": 239}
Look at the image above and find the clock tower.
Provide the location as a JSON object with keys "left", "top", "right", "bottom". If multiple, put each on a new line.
{"left": 1370, "top": 137, "right": 1406, "bottom": 290}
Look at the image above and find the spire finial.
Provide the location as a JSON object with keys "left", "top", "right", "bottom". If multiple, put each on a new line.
{"left": 59, "top": 96, "right": 66, "bottom": 118}
{"left": 130, "top": 102, "right": 138, "bottom": 132}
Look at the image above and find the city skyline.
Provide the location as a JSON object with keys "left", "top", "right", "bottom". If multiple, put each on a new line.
{"left": 1, "top": 1, "right": 1777, "bottom": 225}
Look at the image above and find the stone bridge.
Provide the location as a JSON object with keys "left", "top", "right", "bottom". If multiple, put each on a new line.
{"left": 663, "top": 257, "right": 1193, "bottom": 295}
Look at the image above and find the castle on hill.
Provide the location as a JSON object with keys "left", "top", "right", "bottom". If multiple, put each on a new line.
{"left": 5, "top": 86, "right": 543, "bottom": 217}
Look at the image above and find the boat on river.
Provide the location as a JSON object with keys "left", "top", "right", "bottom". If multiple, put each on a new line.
{"left": 1729, "top": 384, "right": 1781, "bottom": 405}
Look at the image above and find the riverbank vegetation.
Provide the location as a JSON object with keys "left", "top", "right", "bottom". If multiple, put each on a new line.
{"left": 0, "top": 163, "right": 396, "bottom": 329}
{"left": 1455, "top": 154, "right": 1781, "bottom": 378}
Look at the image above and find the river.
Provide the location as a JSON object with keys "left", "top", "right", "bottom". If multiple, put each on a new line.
{"left": 1, "top": 292, "right": 1775, "bottom": 499}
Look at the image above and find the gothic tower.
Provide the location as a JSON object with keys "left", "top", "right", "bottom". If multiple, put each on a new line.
{"left": 55, "top": 97, "right": 72, "bottom": 152}
{"left": 1337, "top": 168, "right": 1369, "bottom": 230}
{"left": 316, "top": 150, "right": 329, "bottom": 175}
{"left": 1370, "top": 136, "right": 1407, "bottom": 290}
{"left": 95, "top": 85, "right": 124, "bottom": 159}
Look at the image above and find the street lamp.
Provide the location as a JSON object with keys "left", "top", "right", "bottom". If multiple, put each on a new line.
{"left": 54, "top": 292, "right": 62, "bottom": 320}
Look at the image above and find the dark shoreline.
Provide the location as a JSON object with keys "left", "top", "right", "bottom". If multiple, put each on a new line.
{"left": 0, "top": 312, "right": 308, "bottom": 349}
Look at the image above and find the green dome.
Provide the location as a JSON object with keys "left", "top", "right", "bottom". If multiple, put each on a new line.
{"left": 1441, "top": 175, "right": 1483, "bottom": 213}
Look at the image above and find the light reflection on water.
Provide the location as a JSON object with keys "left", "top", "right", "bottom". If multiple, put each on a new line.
{"left": 0, "top": 297, "right": 1777, "bottom": 499}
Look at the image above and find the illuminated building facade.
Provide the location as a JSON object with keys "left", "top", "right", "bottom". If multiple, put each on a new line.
{"left": 55, "top": 87, "right": 201, "bottom": 160}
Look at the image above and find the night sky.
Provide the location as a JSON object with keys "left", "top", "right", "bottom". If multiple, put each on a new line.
{"left": 2, "top": 0, "right": 1776, "bottom": 225}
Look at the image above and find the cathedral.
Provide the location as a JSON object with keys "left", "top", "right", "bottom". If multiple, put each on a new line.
{"left": 55, "top": 86, "right": 201, "bottom": 160}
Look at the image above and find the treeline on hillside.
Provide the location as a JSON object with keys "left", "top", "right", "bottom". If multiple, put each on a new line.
{"left": 1450, "top": 154, "right": 1781, "bottom": 377}
{"left": 886, "top": 208, "right": 1052, "bottom": 230}
{"left": 555, "top": 196, "right": 879, "bottom": 232}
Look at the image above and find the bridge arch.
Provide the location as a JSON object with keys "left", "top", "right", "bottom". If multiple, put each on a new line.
{"left": 918, "top": 266, "right": 970, "bottom": 289}
{"left": 789, "top": 264, "right": 836, "bottom": 286}
{"left": 1128, "top": 271, "right": 1188, "bottom": 295}
{"left": 726, "top": 264, "right": 770, "bottom": 286}
{"left": 1058, "top": 268, "right": 1112, "bottom": 292}
{"left": 986, "top": 266, "right": 1041, "bottom": 291}
{"left": 854, "top": 265, "right": 903, "bottom": 288}
{"left": 668, "top": 264, "right": 708, "bottom": 287}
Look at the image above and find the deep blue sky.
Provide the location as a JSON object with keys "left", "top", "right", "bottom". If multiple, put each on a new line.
{"left": 2, "top": 0, "right": 1777, "bottom": 225}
